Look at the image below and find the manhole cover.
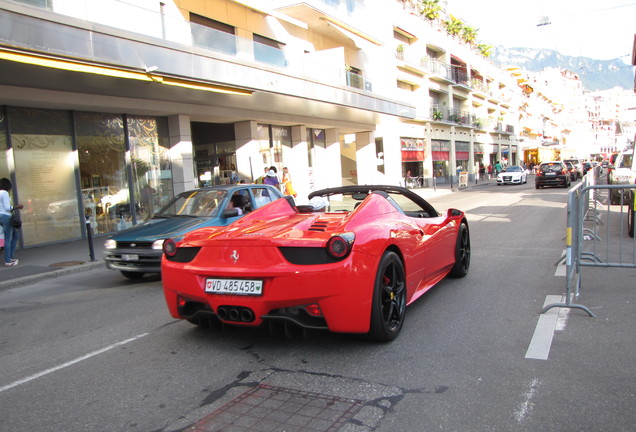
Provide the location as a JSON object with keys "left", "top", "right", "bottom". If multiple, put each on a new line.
{"left": 49, "top": 261, "right": 86, "bottom": 268}
{"left": 190, "top": 384, "right": 363, "bottom": 432}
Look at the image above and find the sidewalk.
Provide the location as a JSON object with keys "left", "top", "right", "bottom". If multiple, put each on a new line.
{"left": 0, "top": 179, "right": 498, "bottom": 290}
{"left": 0, "top": 235, "right": 105, "bottom": 290}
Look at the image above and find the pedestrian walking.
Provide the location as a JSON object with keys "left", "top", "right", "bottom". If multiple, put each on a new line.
{"left": 487, "top": 164, "right": 493, "bottom": 179}
{"left": 479, "top": 163, "right": 486, "bottom": 180}
{"left": 0, "top": 177, "right": 23, "bottom": 267}
{"left": 263, "top": 169, "right": 279, "bottom": 189}
{"left": 282, "top": 167, "right": 296, "bottom": 197}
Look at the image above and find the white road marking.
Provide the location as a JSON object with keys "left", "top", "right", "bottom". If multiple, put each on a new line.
{"left": 0, "top": 333, "right": 148, "bottom": 393}
{"left": 514, "top": 377, "right": 540, "bottom": 422}
{"left": 525, "top": 296, "right": 563, "bottom": 360}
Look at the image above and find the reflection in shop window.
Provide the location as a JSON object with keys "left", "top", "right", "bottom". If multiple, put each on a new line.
{"left": 128, "top": 116, "right": 173, "bottom": 221}
{"left": 76, "top": 112, "right": 127, "bottom": 235}
{"left": 10, "top": 107, "right": 78, "bottom": 246}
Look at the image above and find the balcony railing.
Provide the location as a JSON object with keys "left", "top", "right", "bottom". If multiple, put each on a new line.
{"left": 425, "top": 57, "right": 453, "bottom": 81}
{"left": 451, "top": 69, "right": 470, "bottom": 88}
{"left": 448, "top": 109, "right": 471, "bottom": 125}
{"left": 6, "top": 0, "right": 374, "bottom": 94}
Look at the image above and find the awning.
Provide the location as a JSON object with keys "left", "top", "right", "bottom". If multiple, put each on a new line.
{"left": 0, "top": 48, "right": 253, "bottom": 96}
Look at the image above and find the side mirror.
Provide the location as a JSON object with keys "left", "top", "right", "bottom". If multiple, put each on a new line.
{"left": 447, "top": 208, "right": 462, "bottom": 217}
{"left": 223, "top": 208, "right": 240, "bottom": 218}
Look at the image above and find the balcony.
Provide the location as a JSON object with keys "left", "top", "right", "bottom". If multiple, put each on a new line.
{"left": 0, "top": 2, "right": 402, "bottom": 119}
{"left": 395, "top": 49, "right": 427, "bottom": 74}
{"left": 425, "top": 58, "right": 454, "bottom": 83}
{"left": 451, "top": 69, "right": 471, "bottom": 91}
{"left": 448, "top": 109, "right": 471, "bottom": 126}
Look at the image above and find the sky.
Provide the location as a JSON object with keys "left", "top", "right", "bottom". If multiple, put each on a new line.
{"left": 444, "top": 0, "right": 635, "bottom": 63}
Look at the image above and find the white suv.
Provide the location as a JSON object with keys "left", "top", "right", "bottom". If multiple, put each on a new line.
{"left": 608, "top": 149, "right": 635, "bottom": 205}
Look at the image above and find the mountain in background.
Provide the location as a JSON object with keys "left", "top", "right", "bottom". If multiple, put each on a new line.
{"left": 491, "top": 46, "right": 632, "bottom": 92}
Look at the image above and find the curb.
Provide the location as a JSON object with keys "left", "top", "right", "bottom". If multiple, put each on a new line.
{"left": 0, "top": 261, "right": 105, "bottom": 291}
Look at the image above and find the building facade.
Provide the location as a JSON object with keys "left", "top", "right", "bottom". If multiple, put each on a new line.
{"left": 0, "top": 0, "right": 589, "bottom": 248}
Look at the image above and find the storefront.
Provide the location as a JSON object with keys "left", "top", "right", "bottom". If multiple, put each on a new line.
{"left": 474, "top": 143, "right": 485, "bottom": 177}
{"left": 0, "top": 106, "right": 172, "bottom": 247}
{"left": 431, "top": 139, "right": 451, "bottom": 183}
{"left": 455, "top": 140, "right": 470, "bottom": 173}
{"left": 401, "top": 137, "right": 425, "bottom": 186}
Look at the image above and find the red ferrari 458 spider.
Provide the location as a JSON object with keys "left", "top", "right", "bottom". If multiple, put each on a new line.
{"left": 162, "top": 185, "right": 470, "bottom": 341}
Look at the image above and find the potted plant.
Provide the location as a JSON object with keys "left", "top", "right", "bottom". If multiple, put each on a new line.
{"left": 420, "top": 0, "right": 442, "bottom": 21}
{"left": 442, "top": 15, "right": 463, "bottom": 37}
{"left": 432, "top": 109, "right": 443, "bottom": 121}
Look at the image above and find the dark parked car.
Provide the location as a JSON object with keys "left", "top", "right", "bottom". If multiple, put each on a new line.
{"left": 535, "top": 161, "right": 571, "bottom": 189}
{"left": 104, "top": 184, "right": 283, "bottom": 279}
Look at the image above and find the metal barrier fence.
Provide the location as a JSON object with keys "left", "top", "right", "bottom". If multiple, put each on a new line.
{"left": 542, "top": 167, "right": 636, "bottom": 316}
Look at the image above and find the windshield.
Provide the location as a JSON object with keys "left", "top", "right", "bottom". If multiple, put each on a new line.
{"left": 504, "top": 166, "right": 522, "bottom": 172}
{"left": 317, "top": 189, "right": 436, "bottom": 217}
{"left": 155, "top": 189, "right": 227, "bottom": 218}
{"left": 618, "top": 154, "right": 633, "bottom": 169}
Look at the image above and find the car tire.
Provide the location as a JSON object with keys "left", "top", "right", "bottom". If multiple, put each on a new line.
{"left": 535, "top": 183, "right": 541, "bottom": 189}
{"left": 368, "top": 251, "right": 406, "bottom": 342}
{"left": 121, "top": 271, "right": 144, "bottom": 279}
{"left": 448, "top": 222, "right": 470, "bottom": 278}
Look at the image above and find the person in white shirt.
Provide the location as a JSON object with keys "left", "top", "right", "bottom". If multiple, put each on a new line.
{"left": 0, "top": 177, "right": 23, "bottom": 267}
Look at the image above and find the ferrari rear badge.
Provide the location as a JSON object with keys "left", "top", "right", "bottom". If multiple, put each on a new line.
{"left": 230, "top": 250, "right": 239, "bottom": 264}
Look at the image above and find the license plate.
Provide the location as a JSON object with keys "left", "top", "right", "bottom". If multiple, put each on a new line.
{"left": 205, "top": 278, "right": 263, "bottom": 295}
{"left": 546, "top": 173, "right": 556, "bottom": 176}
{"left": 121, "top": 254, "right": 139, "bottom": 261}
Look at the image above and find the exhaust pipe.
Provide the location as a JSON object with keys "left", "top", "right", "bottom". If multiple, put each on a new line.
{"left": 216, "top": 306, "right": 255, "bottom": 323}
{"left": 228, "top": 308, "right": 240, "bottom": 321}
{"left": 241, "top": 308, "right": 254, "bottom": 322}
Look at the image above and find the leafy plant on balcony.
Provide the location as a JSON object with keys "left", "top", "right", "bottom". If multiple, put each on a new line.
{"left": 461, "top": 25, "right": 478, "bottom": 45}
{"left": 420, "top": 0, "right": 442, "bottom": 21}
{"left": 449, "top": 112, "right": 460, "bottom": 123}
{"left": 432, "top": 109, "right": 443, "bottom": 121}
{"left": 477, "top": 43, "right": 493, "bottom": 58}
{"left": 442, "top": 15, "right": 463, "bottom": 37}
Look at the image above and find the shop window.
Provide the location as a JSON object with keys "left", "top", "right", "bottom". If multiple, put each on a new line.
{"left": 10, "top": 107, "right": 78, "bottom": 245}
{"left": 257, "top": 124, "right": 291, "bottom": 175}
{"left": 0, "top": 108, "right": 8, "bottom": 180}
{"left": 128, "top": 116, "right": 173, "bottom": 221}
{"left": 76, "top": 112, "right": 127, "bottom": 235}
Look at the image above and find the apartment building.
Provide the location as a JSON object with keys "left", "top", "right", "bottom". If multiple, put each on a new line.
{"left": 0, "top": 0, "right": 521, "bottom": 247}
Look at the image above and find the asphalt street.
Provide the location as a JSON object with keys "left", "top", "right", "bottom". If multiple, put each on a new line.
{"left": 0, "top": 177, "right": 634, "bottom": 432}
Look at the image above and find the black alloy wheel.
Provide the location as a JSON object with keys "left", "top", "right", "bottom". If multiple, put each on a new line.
{"left": 449, "top": 222, "right": 470, "bottom": 278}
{"left": 368, "top": 251, "right": 406, "bottom": 342}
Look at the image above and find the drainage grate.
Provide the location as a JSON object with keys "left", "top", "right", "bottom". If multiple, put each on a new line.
{"left": 190, "top": 384, "right": 364, "bottom": 432}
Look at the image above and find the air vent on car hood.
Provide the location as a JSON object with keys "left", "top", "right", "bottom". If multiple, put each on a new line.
{"left": 308, "top": 221, "right": 329, "bottom": 232}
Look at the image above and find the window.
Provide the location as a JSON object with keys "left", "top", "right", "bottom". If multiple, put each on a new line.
{"left": 253, "top": 34, "right": 287, "bottom": 67}
{"left": 190, "top": 13, "right": 236, "bottom": 55}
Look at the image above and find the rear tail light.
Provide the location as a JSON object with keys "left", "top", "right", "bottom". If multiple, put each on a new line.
{"left": 163, "top": 238, "right": 177, "bottom": 257}
{"left": 326, "top": 232, "right": 355, "bottom": 259}
{"left": 304, "top": 303, "right": 323, "bottom": 317}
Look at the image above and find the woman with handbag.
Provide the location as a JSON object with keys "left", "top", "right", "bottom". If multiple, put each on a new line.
{"left": 0, "top": 177, "right": 23, "bottom": 267}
